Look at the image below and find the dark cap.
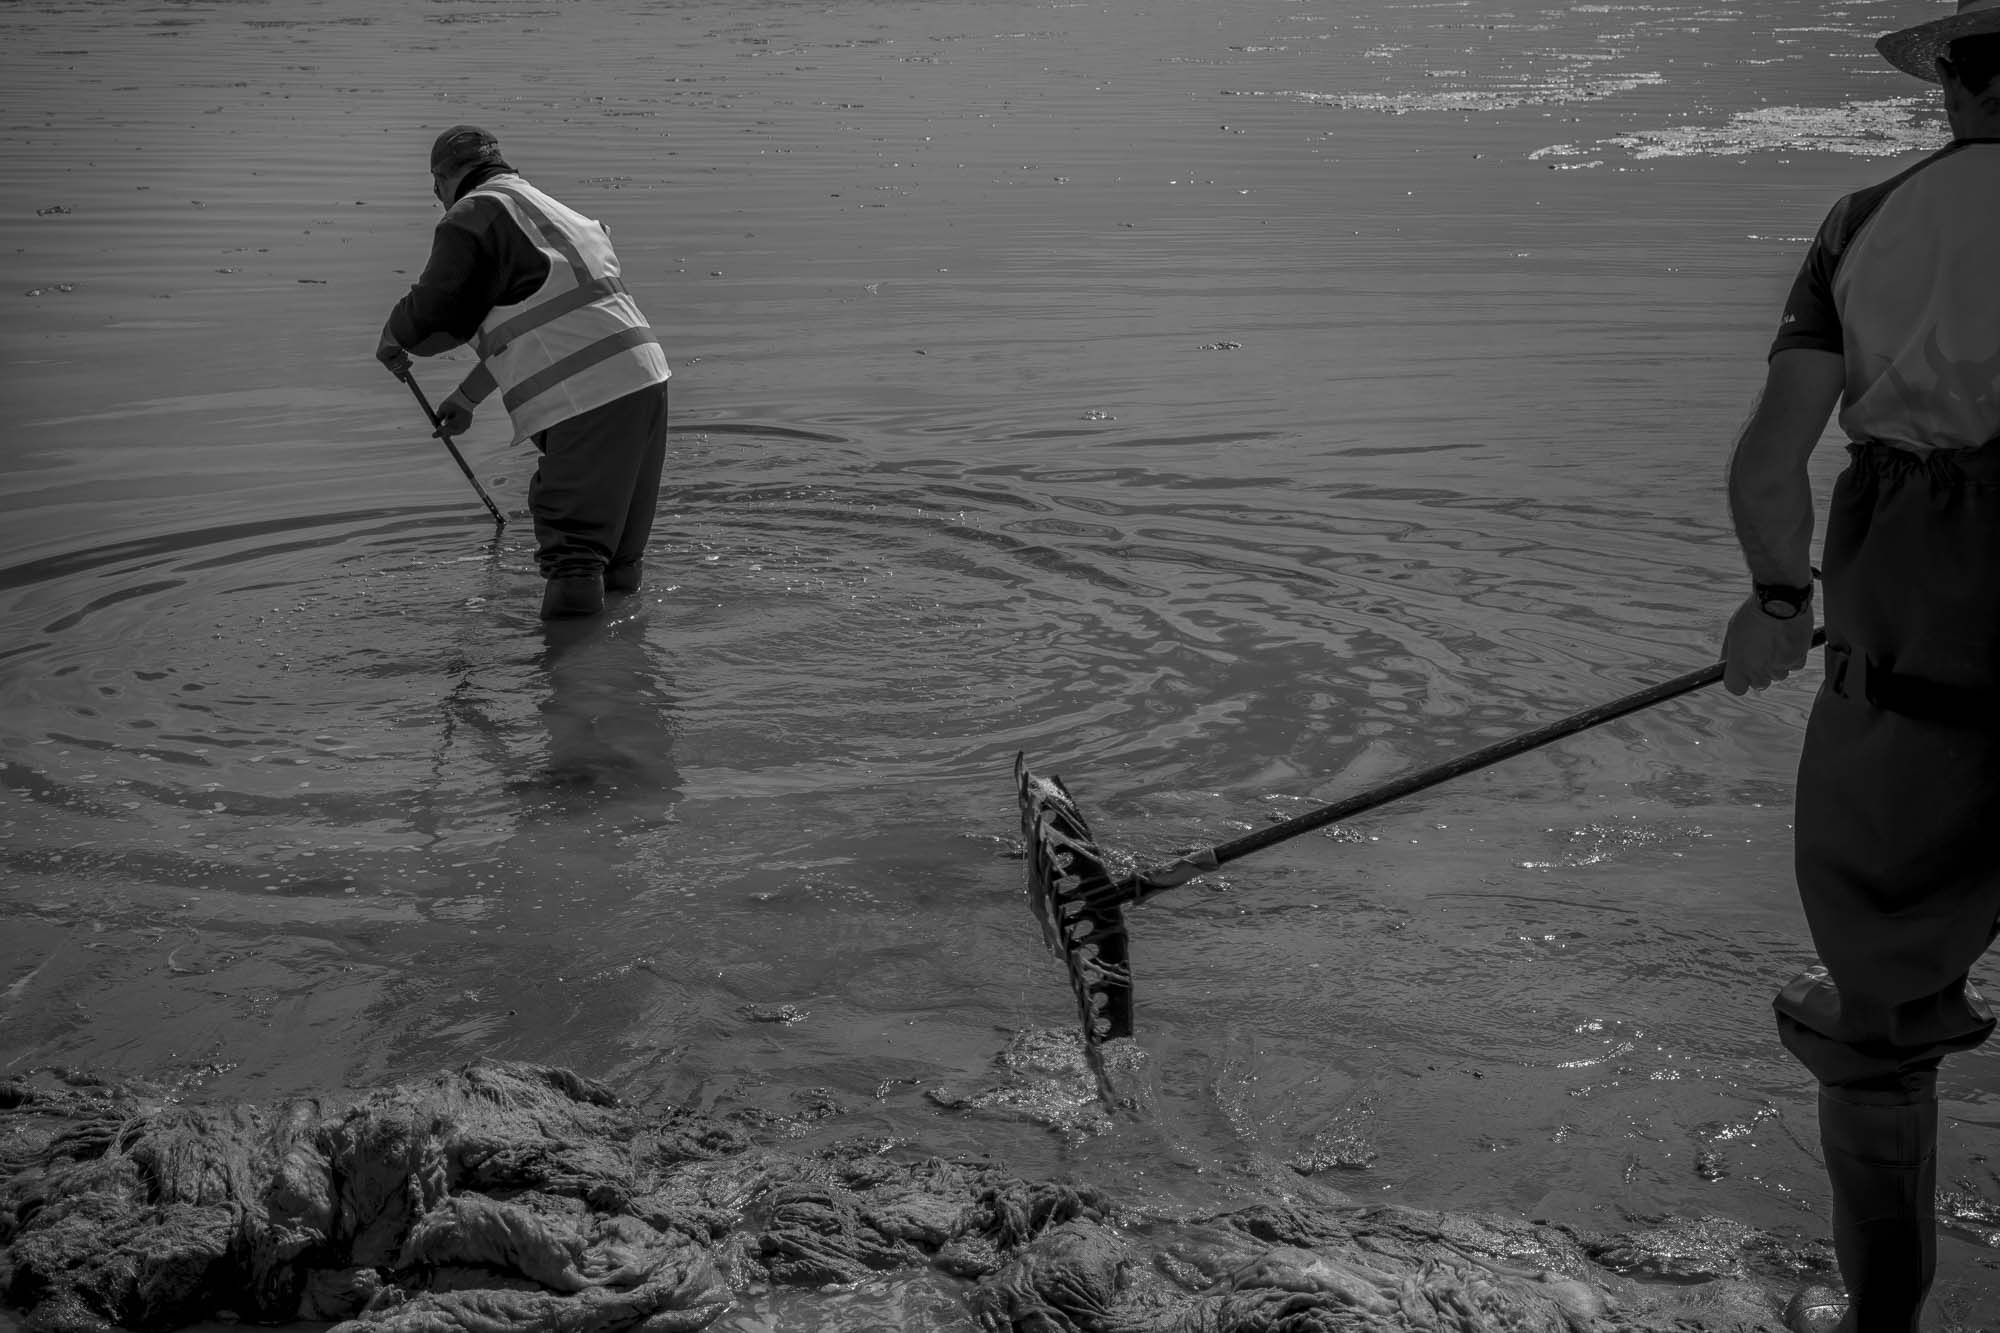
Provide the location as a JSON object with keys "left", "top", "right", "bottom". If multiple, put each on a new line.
{"left": 429, "top": 125, "right": 504, "bottom": 176}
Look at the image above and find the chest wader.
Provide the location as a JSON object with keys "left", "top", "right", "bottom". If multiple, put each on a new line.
{"left": 529, "top": 382, "right": 671, "bottom": 620}
{"left": 1773, "top": 440, "right": 2000, "bottom": 1331}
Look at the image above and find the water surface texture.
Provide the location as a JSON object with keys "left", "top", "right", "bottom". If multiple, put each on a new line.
{"left": 5, "top": 0, "right": 1999, "bottom": 1326}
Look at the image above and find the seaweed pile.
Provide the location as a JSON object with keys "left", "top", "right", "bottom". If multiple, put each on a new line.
{"left": 0, "top": 1060, "right": 1819, "bottom": 1331}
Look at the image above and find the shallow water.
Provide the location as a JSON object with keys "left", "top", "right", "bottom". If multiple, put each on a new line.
{"left": 4, "top": 0, "right": 1999, "bottom": 1326}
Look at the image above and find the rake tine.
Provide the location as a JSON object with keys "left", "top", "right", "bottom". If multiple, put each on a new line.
{"left": 1016, "top": 752, "right": 1134, "bottom": 1045}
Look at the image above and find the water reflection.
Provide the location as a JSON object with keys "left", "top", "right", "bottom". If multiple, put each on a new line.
{"left": 533, "top": 607, "right": 681, "bottom": 797}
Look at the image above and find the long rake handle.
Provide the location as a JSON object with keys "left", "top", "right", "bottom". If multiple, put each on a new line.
{"left": 1124, "top": 629, "right": 1826, "bottom": 903}
{"left": 400, "top": 371, "right": 506, "bottom": 527}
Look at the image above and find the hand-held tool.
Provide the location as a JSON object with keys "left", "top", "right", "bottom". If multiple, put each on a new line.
{"left": 399, "top": 370, "right": 505, "bottom": 527}
{"left": 1017, "top": 629, "right": 1827, "bottom": 1046}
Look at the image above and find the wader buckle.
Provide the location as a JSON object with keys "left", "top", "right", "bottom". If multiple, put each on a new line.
{"left": 1825, "top": 643, "right": 2000, "bottom": 729}
{"left": 1823, "top": 643, "right": 1877, "bottom": 708}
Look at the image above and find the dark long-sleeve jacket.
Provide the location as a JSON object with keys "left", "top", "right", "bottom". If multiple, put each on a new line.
{"left": 385, "top": 162, "right": 551, "bottom": 355}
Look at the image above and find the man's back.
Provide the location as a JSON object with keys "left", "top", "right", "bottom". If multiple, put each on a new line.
{"left": 1775, "top": 140, "right": 2000, "bottom": 453}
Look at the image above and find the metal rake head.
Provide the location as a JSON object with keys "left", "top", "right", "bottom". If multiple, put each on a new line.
{"left": 1015, "top": 753, "right": 1133, "bottom": 1045}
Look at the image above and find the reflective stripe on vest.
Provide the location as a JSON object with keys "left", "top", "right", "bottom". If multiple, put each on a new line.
{"left": 484, "top": 182, "right": 594, "bottom": 277}
{"left": 503, "top": 326, "right": 659, "bottom": 415}
{"left": 476, "top": 275, "right": 628, "bottom": 360}
{"left": 457, "top": 176, "right": 668, "bottom": 440}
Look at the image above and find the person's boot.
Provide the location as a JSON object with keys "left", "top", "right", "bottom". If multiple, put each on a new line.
{"left": 1817, "top": 1089, "right": 1937, "bottom": 1332}
{"left": 605, "top": 559, "right": 643, "bottom": 594}
{"left": 540, "top": 573, "right": 604, "bottom": 620}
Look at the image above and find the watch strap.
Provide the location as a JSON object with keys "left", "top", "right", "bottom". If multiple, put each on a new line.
{"left": 1754, "top": 580, "right": 1813, "bottom": 615}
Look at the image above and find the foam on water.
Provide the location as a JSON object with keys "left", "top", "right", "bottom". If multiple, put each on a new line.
{"left": 1229, "top": 73, "right": 1669, "bottom": 115}
{"left": 1601, "top": 98, "right": 1947, "bottom": 159}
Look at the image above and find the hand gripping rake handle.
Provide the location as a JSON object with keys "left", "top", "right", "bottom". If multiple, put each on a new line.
{"left": 1117, "top": 629, "right": 1827, "bottom": 906}
{"left": 400, "top": 371, "right": 506, "bottom": 527}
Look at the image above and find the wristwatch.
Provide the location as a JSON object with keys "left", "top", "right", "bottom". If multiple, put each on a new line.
{"left": 1754, "top": 581, "right": 1812, "bottom": 620}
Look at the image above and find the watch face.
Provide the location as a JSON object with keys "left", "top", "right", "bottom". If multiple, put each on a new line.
{"left": 1760, "top": 598, "right": 1802, "bottom": 620}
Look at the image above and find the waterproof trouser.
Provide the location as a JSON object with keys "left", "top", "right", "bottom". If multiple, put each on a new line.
{"left": 528, "top": 381, "right": 670, "bottom": 580}
{"left": 1772, "top": 441, "right": 2000, "bottom": 1332}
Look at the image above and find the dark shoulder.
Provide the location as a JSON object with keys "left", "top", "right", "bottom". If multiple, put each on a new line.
{"left": 439, "top": 191, "right": 511, "bottom": 233}
{"left": 431, "top": 193, "right": 526, "bottom": 263}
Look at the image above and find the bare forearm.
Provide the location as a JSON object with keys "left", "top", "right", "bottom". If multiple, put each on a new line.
{"left": 1727, "top": 408, "right": 1816, "bottom": 585}
{"left": 1724, "top": 349, "right": 1843, "bottom": 586}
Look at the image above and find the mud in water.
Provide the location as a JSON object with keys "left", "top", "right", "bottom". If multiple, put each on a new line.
{"left": 3, "top": 0, "right": 1998, "bottom": 1328}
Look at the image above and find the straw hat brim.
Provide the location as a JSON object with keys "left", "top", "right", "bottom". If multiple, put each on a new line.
{"left": 1877, "top": 8, "right": 2000, "bottom": 81}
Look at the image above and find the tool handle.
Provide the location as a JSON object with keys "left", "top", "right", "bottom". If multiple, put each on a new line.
{"left": 1125, "top": 629, "right": 1827, "bottom": 903}
{"left": 400, "top": 371, "right": 506, "bottom": 527}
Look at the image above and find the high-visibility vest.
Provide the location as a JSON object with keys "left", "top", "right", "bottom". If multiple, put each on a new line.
{"left": 453, "top": 175, "right": 670, "bottom": 442}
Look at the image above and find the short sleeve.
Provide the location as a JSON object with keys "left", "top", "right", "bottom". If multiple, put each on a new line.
{"left": 1768, "top": 207, "right": 1844, "bottom": 359}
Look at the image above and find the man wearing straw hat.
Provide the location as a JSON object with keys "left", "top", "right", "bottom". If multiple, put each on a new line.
{"left": 1721, "top": 2, "right": 2000, "bottom": 1328}
{"left": 376, "top": 126, "right": 672, "bottom": 620}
